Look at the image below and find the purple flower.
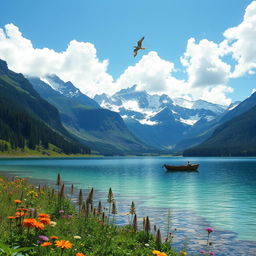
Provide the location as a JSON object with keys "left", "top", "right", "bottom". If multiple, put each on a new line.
{"left": 38, "top": 235, "right": 49, "bottom": 241}
{"left": 199, "top": 250, "right": 205, "bottom": 254}
{"left": 205, "top": 227, "right": 214, "bottom": 233}
{"left": 209, "top": 252, "right": 215, "bottom": 256}
{"left": 59, "top": 210, "right": 64, "bottom": 214}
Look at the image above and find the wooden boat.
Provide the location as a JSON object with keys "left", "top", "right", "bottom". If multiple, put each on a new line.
{"left": 163, "top": 164, "right": 199, "bottom": 172}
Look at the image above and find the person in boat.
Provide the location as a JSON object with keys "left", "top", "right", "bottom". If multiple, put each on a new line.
{"left": 187, "top": 161, "right": 191, "bottom": 166}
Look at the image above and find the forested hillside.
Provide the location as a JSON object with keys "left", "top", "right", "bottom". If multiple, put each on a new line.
{"left": 0, "top": 59, "right": 90, "bottom": 155}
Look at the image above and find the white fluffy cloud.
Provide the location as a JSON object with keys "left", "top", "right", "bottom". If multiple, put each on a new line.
{"left": 181, "top": 38, "right": 231, "bottom": 88}
{"left": 223, "top": 1, "right": 256, "bottom": 77}
{"left": 0, "top": 23, "right": 114, "bottom": 97}
{"left": 179, "top": 38, "right": 233, "bottom": 105}
{"left": 116, "top": 51, "right": 190, "bottom": 97}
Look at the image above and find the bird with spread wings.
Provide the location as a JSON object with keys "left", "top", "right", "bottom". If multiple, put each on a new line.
{"left": 133, "top": 36, "right": 145, "bottom": 57}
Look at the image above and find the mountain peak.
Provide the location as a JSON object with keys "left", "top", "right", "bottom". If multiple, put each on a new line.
{"left": 0, "top": 59, "right": 8, "bottom": 73}
{"left": 30, "top": 75, "right": 99, "bottom": 108}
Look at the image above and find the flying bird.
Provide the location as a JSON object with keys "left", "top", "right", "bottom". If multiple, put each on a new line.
{"left": 133, "top": 36, "right": 145, "bottom": 57}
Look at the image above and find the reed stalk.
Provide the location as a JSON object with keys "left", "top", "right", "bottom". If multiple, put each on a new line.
{"left": 156, "top": 229, "right": 162, "bottom": 250}
{"left": 78, "top": 189, "right": 83, "bottom": 216}
{"left": 132, "top": 214, "right": 138, "bottom": 232}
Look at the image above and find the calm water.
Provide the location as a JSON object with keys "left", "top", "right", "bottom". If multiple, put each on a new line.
{"left": 0, "top": 156, "right": 255, "bottom": 255}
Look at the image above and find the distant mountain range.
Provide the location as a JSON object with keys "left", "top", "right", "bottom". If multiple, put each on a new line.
{"left": 94, "top": 85, "right": 227, "bottom": 150}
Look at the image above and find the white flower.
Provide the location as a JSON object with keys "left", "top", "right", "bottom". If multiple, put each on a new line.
{"left": 50, "top": 221, "right": 57, "bottom": 227}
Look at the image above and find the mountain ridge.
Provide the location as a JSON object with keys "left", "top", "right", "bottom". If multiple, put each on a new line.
{"left": 29, "top": 76, "right": 156, "bottom": 155}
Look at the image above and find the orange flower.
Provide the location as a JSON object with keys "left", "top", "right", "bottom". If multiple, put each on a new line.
{"left": 23, "top": 218, "right": 37, "bottom": 227}
{"left": 158, "top": 253, "right": 168, "bottom": 256}
{"left": 41, "top": 242, "right": 52, "bottom": 247}
{"left": 38, "top": 218, "right": 51, "bottom": 225}
{"left": 76, "top": 253, "right": 86, "bottom": 256}
{"left": 16, "top": 212, "right": 28, "bottom": 217}
{"left": 55, "top": 240, "right": 72, "bottom": 249}
{"left": 38, "top": 213, "right": 50, "bottom": 218}
{"left": 34, "top": 221, "right": 45, "bottom": 230}
{"left": 51, "top": 236, "right": 59, "bottom": 240}
{"left": 14, "top": 199, "right": 22, "bottom": 204}
{"left": 7, "top": 216, "right": 16, "bottom": 220}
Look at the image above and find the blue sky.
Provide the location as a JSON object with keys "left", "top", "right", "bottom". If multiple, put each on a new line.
{"left": 1, "top": 0, "right": 256, "bottom": 105}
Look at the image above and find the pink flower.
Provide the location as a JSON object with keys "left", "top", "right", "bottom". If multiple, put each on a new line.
{"left": 209, "top": 252, "right": 215, "bottom": 256}
{"left": 199, "top": 250, "right": 205, "bottom": 254}
{"left": 205, "top": 227, "right": 214, "bottom": 233}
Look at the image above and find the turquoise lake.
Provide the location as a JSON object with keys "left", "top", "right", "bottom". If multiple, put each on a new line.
{"left": 0, "top": 156, "right": 255, "bottom": 255}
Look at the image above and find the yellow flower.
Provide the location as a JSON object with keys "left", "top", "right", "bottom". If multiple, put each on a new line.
{"left": 152, "top": 250, "right": 161, "bottom": 255}
{"left": 74, "top": 235, "right": 82, "bottom": 239}
{"left": 179, "top": 251, "right": 187, "bottom": 256}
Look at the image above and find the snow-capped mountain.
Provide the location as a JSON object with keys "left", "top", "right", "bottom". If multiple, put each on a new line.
{"left": 94, "top": 85, "right": 227, "bottom": 150}
{"left": 94, "top": 85, "right": 226, "bottom": 127}
{"left": 40, "top": 75, "right": 99, "bottom": 108}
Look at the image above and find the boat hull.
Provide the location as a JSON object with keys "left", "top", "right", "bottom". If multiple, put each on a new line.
{"left": 164, "top": 164, "right": 199, "bottom": 172}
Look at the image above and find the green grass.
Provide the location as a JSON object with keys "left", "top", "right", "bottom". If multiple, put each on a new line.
{"left": 0, "top": 176, "right": 214, "bottom": 256}
{"left": 0, "top": 144, "right": 97, "bottom": 158}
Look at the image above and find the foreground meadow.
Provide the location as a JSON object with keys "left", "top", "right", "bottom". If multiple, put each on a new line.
{"left": 0, "top": 176, "right": 214, "bottom": 256}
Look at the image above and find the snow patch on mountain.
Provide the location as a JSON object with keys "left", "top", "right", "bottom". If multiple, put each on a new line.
{"left": 173, "top": 98, "right": 193, "bottom": 109}
{"left": 179, "top": 115, "right": 200, "bottom": 125}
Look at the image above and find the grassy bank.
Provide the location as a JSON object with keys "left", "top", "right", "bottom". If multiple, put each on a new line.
{"left": 0, "top": 176, "right": 214, "bottom": 256}
{"left": 0, "top": 148, "right": 100, "bottom": 158}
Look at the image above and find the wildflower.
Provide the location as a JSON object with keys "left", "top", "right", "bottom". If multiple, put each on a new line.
{"left": 55, "top": 240, "right": 72, "bottom": 249}
{"left": 158, "top": 253, "right": 167, "bottom": 256}
{"left": 59, "top": 210, "right": 65, "bottom": 214}
{"left": 14, "top": 199, "right": 22, "bottom": 204}
{"left": 23, "top": 218, "right": 37, "bottom": 227}
{"left": 199, "top": 250, "right": 206, "bottom": 254}
{"left": 16, "top": 212, "right": 28, "bottom": 217}
{"left": 17, "top": 208, "right": 29, "bottom": 212}
{"left": 152, "top": 250, "right": 161, "bottom": 255}
{"left": 39, "top": 218, "right": 51, "bottom": 225}
{"left": 209, "top": 252, "right": 215, "bottom": 256}
{"left": 34, "top": 221, "right": 45, "bottom": 230}
{"left": 145, "top": 243, "right": 150, "bottom": 247}
{"left": 205, "top": 227, "right": 214, "bottom": 233}
{"left": 38, "top": 213, "right": 50, "bottom": 218}
{"left": 51, "top": 236, "right": 59, "bottom": 240}
{"left": 74, "top": 235, "right": 82, "bottom": 240}
{"left": 41, "top": 242, "right": 52, "bottom": 247}
{"left": 76, "top": 253, "right": 86, "bottom": 256}
{"left": 50, "top": 221, "right": 57, "bottom": 227}
{"left": 179, "top": 251, "right": 187, "bottom": 255}
{"left": 7, "top": 216, "right": 16, "bottom": 220}
{"left": 38, "top": 235, "right": 49, "bottom": 241}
